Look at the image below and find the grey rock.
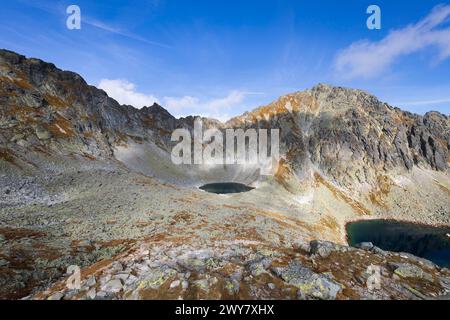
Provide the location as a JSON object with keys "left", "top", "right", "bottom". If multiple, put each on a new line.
{"left": 47, "top": 292, "right": 64, "bottom": 300}
{"left": 193, "top": 279, "right": 209, "bottom": 292}
{"left": 101, "top": 279, "right": 123, "bottom": 293}
{"left": 230, "top": 267, "right": 244, "bottom": 282}
{"left": 16, "top": 139, "right": 31, "bottom": 148}
{"left": 78, "top": 240, "right": 93, "bottom": 247}
{"left": 273, "top": 261, "right": 342, "bottom": 300}
{"left": 292, "top": 239, "right": 311, "bottom": 253}
{"left": 138, "top": 268, "right": 176, "bottom": 290}
{"left": 248, "top": 258, "right": 271, "bottom": 277}
{"left": 0, "top": 119, "right": 18, "bottom": 129}
{"left": 388, "top": 262, "right": 433, "bottom": 281}
{"left": 34, "top": 125, "right": 51, "bottom": 140}
{"left": 114, "top": 273, "right": 129, "bottom": 282}
{"left": 170, "top": 280, "right": 180, "bottom": 289}
{"left": 10, "top": 134, "right": 24, "bottom": 142}
{"left": 86, "top": 288, "right": 96, "bottom": 299}
{"left": 125, "top": 274, "right": 138, "bottom": 286}
{"left": 62, "top": 290, "right": 78, "bottom": 300}
{"left": 309, "top": 240, "right": 348, "bottom": 258}
{"left": 0, "top": 259, "right": 9, "bottom": 267}
{"left": 439, "top": 276, "right": 450, "bottom": 291}
{"left": 370, "top": 246, "right": 388, "bottom": 256}
{"left": 110, "top": 261, "right": 123, "bottom": 272}
{"left": 397, "top": 252, "right": 438, "bottom": 269}
{"left": 96, "top": 291, "right": 107, "bottom": 298}
{"left": 225, "top": 279, "right": 240, "bottom": 295}
{"left": 354, "top": 242, "right": 374, "bottom": 251}
{"left": 177, "top": 258, "right": 206, "bottom": 271}
{"left": 85, "top": 276, "right": 96, "bottom": 287}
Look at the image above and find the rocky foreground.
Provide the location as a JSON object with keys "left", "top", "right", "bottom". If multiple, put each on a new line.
{"left": 0, "top": 49, "right": 449, "bottom": 299}
{"left": 31, "top": 239, "right": 450, "bottom": 300}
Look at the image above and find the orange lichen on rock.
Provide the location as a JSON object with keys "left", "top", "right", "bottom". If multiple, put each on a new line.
{"left": 318, "top": 215, "right": 340, "bottom": 232}
{"left": 368, "top": 175, "right": 393, "bottom": 208}
{"left": 82, "top": 131, "right": 94, "bottom": 138}
{"left": 274, "top": 158, "right": 293, "bottom": 187}
{"left": 12, "top": 78, "right": 33, "bottom": 90}
{"left": 4, "top": 105, "right": 44, "bottom": 127}
{"left": 45, "top": 114, "right": 76, "bottom": 138}
{"left": 435, "top": 181, "right": 450, "bottom": 196}
{"left": 0, "top": 227, "right": 46, "bottom": 240}
{"left": 314, "top": 172, "right": 370, "bottom": 215}
{"left": 244, "top": 93, "right": 318, "bottom": 124}
{"left": 392, "top": 110, "right": 415, "bottom": 126}
{"left": 0, "top": 148, "right": 16, "bottom": 164}
{"left": 44, "top": 94, "right": 68, "bottom": 109}
{"left": 0, "top": 74, "right": 33, "bottom": 91}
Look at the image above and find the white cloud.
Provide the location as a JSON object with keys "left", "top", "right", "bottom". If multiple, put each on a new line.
{"left": 208, "top": 91, "right": 246, "bottom": 111}
{"left": 163, "top": 91, "right": 261, "bottom": 122}
{"left": 334, "top": 5, "right": 450, "bottom": 79}
{"left": 163, "top": 95, "right": 199, "bottom": 114}
{"left": 98, "top": 79, "right": 260, "bottom": 121}
{"left": 98, "top": 79, "right": 159, "bottom": 109}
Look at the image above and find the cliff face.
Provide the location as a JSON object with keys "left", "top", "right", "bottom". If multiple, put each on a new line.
{"left": 226, "top": 84, "right": 449, "bottom": 189}
{"left": 0, "top": 49, "right": 180, "bottom": 162}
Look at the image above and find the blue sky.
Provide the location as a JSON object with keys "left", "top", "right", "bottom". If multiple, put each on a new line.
{"left": 1, "top": 0, "right": 449, "bottom": 120}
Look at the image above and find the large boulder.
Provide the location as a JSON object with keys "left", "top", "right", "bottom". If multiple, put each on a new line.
{"left": 309, "top": 240, "right": 350, "bottom": 258}
{"left": 388, "top": 262, "right": 433, "bottom": 282}
{"left": 272, "top": 261, "right": 342, "bottom": 300}
{"left": 34, "top": 125, "right": 51, "bottom": 140}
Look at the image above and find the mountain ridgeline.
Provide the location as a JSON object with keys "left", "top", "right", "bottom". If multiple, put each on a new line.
{"left": 0, "top": 49, "right": 448, "bottom": 191}
{"left": 1, "top": 49, "right": 450, "bottom": 301}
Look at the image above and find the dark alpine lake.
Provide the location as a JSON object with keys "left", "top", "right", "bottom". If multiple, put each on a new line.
{"left": 346, "top": 219, "right": 450, "bottom": 267}
{"left": 199, "top": 182, "right": 254, "bottom": 194}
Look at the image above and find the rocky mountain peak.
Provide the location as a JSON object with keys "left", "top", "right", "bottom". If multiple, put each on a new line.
{"left": 0, "top": 49, "right": 448, "bottom": 189}
{"left": 141, "top": 102, "right": 174, "bottom": 119}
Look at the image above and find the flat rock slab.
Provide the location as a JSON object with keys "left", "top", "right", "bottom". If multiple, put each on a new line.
{"left": 272, "top": 261, "right": 342, "bottom": 300}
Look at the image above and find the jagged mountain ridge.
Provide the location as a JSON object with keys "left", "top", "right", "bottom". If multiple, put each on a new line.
{"left": 0, "top": 49, "right": 448, "bottom": 188}
{"left": 226, "top": 84, "right": 449, "bottom": 192}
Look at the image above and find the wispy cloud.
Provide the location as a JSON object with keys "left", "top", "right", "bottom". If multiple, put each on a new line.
{"left": 15, "top": 0, "right": 170, "bottom": 49}
{"left": 163, "top": 95, "right": 199, "bottom": 113}
{"left": 393, "top": 97, "right": 450, "bottom": 106}
{"left": 334, "top": 4, "right": 450, "bottom": 79}
{"left": 83, "top": 18, "right": 171, "bottom": 49}
{"left": 164, "top": 91, "right": 264, "bottom": 122}
{"left": 98, "top": 79, "right": 159, "bottom": 108}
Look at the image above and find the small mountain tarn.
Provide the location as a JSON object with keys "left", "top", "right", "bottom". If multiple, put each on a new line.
{"left": 199, "top": 182, "right": 254, "bottom": 194}
{"left": 347, "top": 220, "right": 450, "bottom": 267}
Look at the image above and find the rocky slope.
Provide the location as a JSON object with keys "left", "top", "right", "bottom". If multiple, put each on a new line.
{"left": 227, "top": 84, "right": 449, "bottom": 184}
{"left": 0, "top": 49, "right": 449, "bottom": 300}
